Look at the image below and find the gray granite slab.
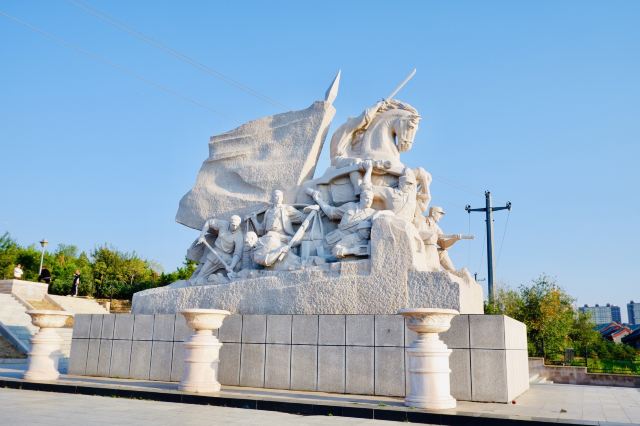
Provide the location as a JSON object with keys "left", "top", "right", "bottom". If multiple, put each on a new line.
{"left": 71, "top": 315, "right": 91, "bottom": 339}
{"left": 375, "top": 346, "right": 404, "bottom": 396}
{"left": 109, "top": 340, "right": 132, "bottom": 379}
{"left": 469, "top": 315, "right": 505, "bottom": 350}
{"left": 318, "top": 315, "right": 345, "bottom": 345}
{"left": 149, "top": 341, "right": 173, "bottom": 381}
{"left": 173, "top": 314, "right": 191, "bottom": 342}
{"left": 113, "top": 314, "right": 134, "bottom": 340}
{"left": 290, "top": 344, "right": 317, "bottom": 391}
{"left": 218, "top": 314, "right": 242, "bottom": 343}
{"left": 89, "top": 315, "right": 103, "bottom": 339}
{"left": 450, "top": 348, "right": 471, "bottom": 401}
{"left": 346, "top": 315, "right": 374, "bottom": 346}
{"left": 100, "top": 315, "right": 115, "bottom": 340}
{"left": 152, "top": 314, "right": 175, "bottom": 341}
{"left": 67, "top": 338, "right": 89, "bottom": 375}
{"left": 129, "top": 340, "right": 152, "bottom": 380}
{"left": 374, "top": 315, "right": 403, "bottom": 347}
{"left": 242, "top": 315, "right": 267, "bottom": 344}
{"left": 169, "top": 342, "right": 184, "bottom": 382}
{"left": 264, "top": 344, "right": 291, "bottom": 389}
{"left": 266, "top": 315, "right": 292, "bottom": 344}
{"left": 317, "top": 346, "right": 345, "bottom": 393}
{"left": 441, "top": 314, "right": 470, "bottom": 349}
{"left": 218, "top": 342, "right": 241, "bottom": 386}
{"left": 291, "top": 315, "right": 318, "bottom": 345}
{"left": 239, "top": 343, "right": 265, "bottom": 387}
{"left": 85, "top": 339, "right": 101, "bottom": 375}
{"left": 97, "top": 339, "right": 113, "bottom": 376}
{"left": 471, "top": 348, "right": 507, "bottom": 402}
{"left": 132, "top": 315, "right": 154, "bottom": 341}
{"left": 345, "top": 346, "right": 374, "bottom": 394}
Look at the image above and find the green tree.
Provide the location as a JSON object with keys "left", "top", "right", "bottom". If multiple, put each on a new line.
{"left": 0, "top": 232, "right": 20, "bottom": 279}
{"left": 0, "top": 231, "right": 195, "bottom": 300}
{"left": 488, "top": 275, "right": 576, "bottom": 357}
{"left": 568, "top": 311, "right": 600, "bottom": 357}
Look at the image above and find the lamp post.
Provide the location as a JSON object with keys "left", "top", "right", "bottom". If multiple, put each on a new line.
{"left": 38, "top": 239, "right": 48, "bottom": 275}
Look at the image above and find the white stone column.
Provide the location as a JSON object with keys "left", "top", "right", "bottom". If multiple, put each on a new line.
{"left": 23, "top": 310, "right": 73, "bottom": 381}
{"left": 399, "top": 308, "right": 459, "bottom": 410}
{"left": 178, "top": 309, "right": 230, "bottom": 393}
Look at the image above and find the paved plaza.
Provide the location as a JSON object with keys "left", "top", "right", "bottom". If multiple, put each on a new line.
{"left": 0, "top": 387, "right": 405, "bottom": 426}
{"left": 0, "top": 362, "right": 639, "bottom": 424}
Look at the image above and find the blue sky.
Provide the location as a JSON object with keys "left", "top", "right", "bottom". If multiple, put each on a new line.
{"left": 1, "top": 1, "right": 639, "bottom": 320}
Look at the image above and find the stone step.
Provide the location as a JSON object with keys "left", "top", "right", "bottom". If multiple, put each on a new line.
{"left": 0, "top": 292, "right": 74, "bottom": 363}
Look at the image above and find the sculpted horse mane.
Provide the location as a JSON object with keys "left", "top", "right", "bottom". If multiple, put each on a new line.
{"left": 330, "top": 99, "right": 421, "bottom": 169}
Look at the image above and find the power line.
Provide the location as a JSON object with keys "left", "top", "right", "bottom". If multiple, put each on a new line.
{"left": 431, "top": 173, "right": 481, "bottom": 197}
{"left": 467, "top": 209, "right": 472, "bottom": 268}
{"left": 0, "top": 9, "right": 228, "bottom": 117}
{"left": 66, "top": 0, "right": 288, "bottom": 110}
{"left": 496, "top": 209, "right": 511, "bottom": 270}
{"left": 477, "top": 220, "right": 486, "bottom": 276}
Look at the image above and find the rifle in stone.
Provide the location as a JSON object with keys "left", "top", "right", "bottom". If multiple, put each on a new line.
{"left": 199, "top": 238, "right": 236, "bottom": 277}
{"left": 276, "top": 205, "right": 320, "bottom": 262}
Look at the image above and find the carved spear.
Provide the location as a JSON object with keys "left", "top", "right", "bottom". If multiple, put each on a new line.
{"left": 385, "top": 68, "right": 416, "bottom": 101}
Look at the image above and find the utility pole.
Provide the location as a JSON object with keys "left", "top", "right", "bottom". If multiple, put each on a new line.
{"left": 465, "top": 191, "right": 511, "bottom": 303}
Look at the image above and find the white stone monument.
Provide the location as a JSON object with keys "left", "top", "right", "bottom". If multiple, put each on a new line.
{"left": 68, "top": 71, "right": 530, "bottom": 404}
{"left": 132, "top": 70, "right": 484, "bottom": 316}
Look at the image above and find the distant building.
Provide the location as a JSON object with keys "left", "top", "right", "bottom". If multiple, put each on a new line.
{"left": 627, "top": 301, "right": 640, "bottom": 325}
{"left": 622, "top": 328, "right": 640, "bottom": 349}
{"left": 596, "top": 322, "right": 632, "bottom": 343}
{"left": 579, "top": 303, "right": 622, "bottom": 325}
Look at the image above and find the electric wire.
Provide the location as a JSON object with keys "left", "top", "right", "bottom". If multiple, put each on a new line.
{"left": 66, "top": 0, "right": 288, "bottom": 110}
{"left": 477, "top": 222, "right": 486, "bottom": 279}
{"left": 495, "top": 209, "right": 511, "bottom": 270}
{"left": 431, "top": 174, "right": 482, "bottom": 197}
{"left": 467, "top": 210, "right": 472, "bottom": 268}
{"left": 0, "top": 9, "right": 228, "bottom": 118}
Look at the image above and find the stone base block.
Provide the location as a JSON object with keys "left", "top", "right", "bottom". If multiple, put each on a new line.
{"left": 69, "top": 313, "right": 528, "bottom": 403}
{"left": 132, "top": 267, "right": 483, "bottom": 315}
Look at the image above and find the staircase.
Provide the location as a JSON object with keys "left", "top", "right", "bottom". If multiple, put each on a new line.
{"left": 48, "top": 295, "right": 108, "bottom": 314}
{"left": 0, "top": 288, "right": 106, "bottom": 372}
{"left": 0, "top": 293, "right": 38, "bottom": 353}
{"left": 529, "top": 373, "right": 553, "bottom": 384}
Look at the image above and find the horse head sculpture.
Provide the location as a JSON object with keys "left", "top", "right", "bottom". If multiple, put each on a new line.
{"left": 371, "top": 100, "right": 421, "bottom": 154}
{"left": 331, "top": 99, "right": 421, "bottom": 170}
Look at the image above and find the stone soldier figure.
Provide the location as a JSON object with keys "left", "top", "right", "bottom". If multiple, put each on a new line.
{"left": 191, "top": 215, "right": 244, "bottom": 282}
{"left": 309, "top": 184, "right": 376, "bottom": 250}
{"left": 332, "top": 220, "right": 372, "bottom": 258}
{"left": 420, "top": 207, "right": 472, "bottom": 279}
{"left": 243, "top": 231, "right": 302, "bottom": 271}
{"left": 252, "top": 189, "right": 306, "bottom": 239}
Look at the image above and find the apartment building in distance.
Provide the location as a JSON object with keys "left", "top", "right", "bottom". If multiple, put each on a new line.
{"left": 628, "top": 300, "right": 640, "bottom": 325}
{"left": 579, "top": 303, "right": 622, "bottom": 325}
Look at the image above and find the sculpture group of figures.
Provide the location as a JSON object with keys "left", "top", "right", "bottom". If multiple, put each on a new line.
{"left": 187, "top": 95, "right": 473, "bottom": 285}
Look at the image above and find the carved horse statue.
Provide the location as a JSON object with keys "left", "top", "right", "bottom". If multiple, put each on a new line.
{"left": 297, "top": 100, "right": 428, "bottom": 210}
{"left": 330, "top": 99, "right": 420, "bottom": 172}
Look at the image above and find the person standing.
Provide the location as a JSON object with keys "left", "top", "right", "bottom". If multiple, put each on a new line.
{"left": 13, "top": 264, "right": 24, "bottom": 280}
{"left": 38, "top": 266, "right": 51, "bottom": 284}
{"left": 71, "top": 270, "right": 80, "bottom": 297}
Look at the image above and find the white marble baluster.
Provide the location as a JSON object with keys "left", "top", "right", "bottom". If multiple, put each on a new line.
{"left": 399, "top": 308, "right": 459, "bottom": 410}
{"left": 24, "top": 310, "right": 73, "bottom": 381}
{"left": 178, "top": 309, "right": 230, "bottom": 393}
